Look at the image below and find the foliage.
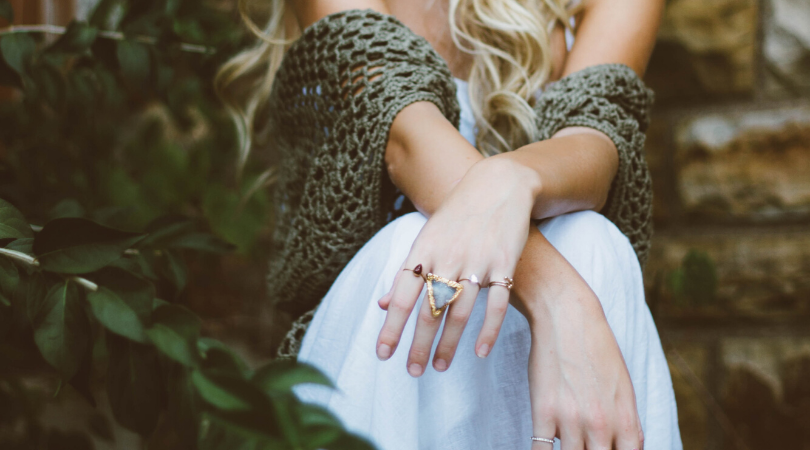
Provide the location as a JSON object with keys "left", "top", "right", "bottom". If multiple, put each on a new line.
{"left": 0, "top": 198, "right": 373, "bottom": 449}
{"left": 0, "top": 0, "right": 271, "bottom": 255}
{"left": 0, "top": 1, "right": 367, "bottom": 449}
{"left": 667, "top": 249, "right": 718, "bottom": 306}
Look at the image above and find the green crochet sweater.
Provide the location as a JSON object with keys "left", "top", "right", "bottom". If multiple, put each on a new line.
{"left": 265, "top": 9, "right": 654, "bottom": 323}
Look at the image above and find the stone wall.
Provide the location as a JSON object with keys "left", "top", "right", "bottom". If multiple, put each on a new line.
{"left": 643, "top": 0, "right": 810, "bottom": 447}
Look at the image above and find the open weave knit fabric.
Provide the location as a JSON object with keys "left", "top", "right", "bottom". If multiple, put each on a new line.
{"left": 265, "top": 10, "right": 460, "bottom": 319}
{"left": 267, "top": 10, "right": 655, "bottom": 357}
{"left": 533, "top": 63, "right": 655, "bottom": 265}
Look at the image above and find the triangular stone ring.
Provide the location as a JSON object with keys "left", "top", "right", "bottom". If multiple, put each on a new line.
{"left": 425, "top": 273, "right": 463, "bottom": 317}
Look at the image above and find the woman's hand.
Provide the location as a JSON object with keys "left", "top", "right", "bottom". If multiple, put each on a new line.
{"left": 517, "top": 228, "right": 644, "bottom": 450}
{"left": 375, "top": 155, "right": 540, "bottom": 376}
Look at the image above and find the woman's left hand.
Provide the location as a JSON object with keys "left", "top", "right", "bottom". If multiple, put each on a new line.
{"left": 375, "top": 155, "right": 540, "bottom": 376}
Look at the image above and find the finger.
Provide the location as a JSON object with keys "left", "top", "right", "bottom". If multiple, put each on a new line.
{"left": 583, "top": 426, "right": 611, "bottom": 450}
{"left": 378, "top": 266, "right": 406, "bottom": 310}
{"left": 376, "top": 265, "right": 426, "bottom": 361}
{"left": 475, "top": 279, "right": 511, "bottom": 358}
{"left": 531, "top": 412, "right": 558, "bottom": 450}
{"left": 559, "top": 424, "right": 584, "bottom": 450}
{"left": 406, "top": 286, "right": 445, "bottom": 377}
{"left": 432, "top": 278, "right": 480, "bottom": 371}
{"left": 612, "top": 413, "right": 643, "bottom": 450}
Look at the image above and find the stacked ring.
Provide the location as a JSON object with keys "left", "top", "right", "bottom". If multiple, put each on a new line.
{"left": 403, "top": 265, "right": 515, "bottom": 315}
{"left": 488, "top": 276, "right": 514, "bottom": 290}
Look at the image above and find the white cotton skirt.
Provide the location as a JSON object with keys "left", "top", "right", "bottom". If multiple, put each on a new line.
{"left": 295, "top": 211, "right": 683, "bottom": 450}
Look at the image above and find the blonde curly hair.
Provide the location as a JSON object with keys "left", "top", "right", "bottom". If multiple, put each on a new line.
{"left": 216, "top": 0, "right": 574, "bottom": 171}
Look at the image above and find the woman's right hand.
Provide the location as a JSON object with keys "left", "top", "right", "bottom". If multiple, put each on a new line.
{"left": 516, "top": 229, "right": 644, "bottom": 450}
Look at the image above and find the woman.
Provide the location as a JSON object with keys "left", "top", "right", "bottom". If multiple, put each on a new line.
{"left": 218, "top": 0, "right": 681, "bottom": 449}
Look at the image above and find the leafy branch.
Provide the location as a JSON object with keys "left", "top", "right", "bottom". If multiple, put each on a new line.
{"left": 0, "top": 197, "right": 373, "bottom": 449}
{"left": 0, "top": 24, "right": 213, "bottom": 54}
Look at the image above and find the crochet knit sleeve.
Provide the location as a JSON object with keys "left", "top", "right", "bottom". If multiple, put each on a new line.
{"left": 265, "top": 10, "right": 460, "bottom": 316}
{"left": 532, "top": 63, "right": 655, "bottom": 266}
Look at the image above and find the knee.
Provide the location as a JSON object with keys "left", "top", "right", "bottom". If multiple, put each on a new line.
{"left": 542, "top": 210, "right": 631, "bottom": 257}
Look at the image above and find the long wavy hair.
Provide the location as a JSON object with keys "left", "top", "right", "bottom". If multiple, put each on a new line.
{"left": 216, "top": 0, "right": 574, "bottom": 171}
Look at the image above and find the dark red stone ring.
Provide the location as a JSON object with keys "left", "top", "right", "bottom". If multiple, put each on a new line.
{"left": 403, "top": 263, "right": 425, "bottom": 280}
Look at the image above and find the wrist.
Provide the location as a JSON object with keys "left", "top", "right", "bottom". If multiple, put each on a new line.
{"left": 474, "top": 153, "right": 543, "bottom": 203}
{"left": 510, "top": 228, "right": 601, "bottom": 328}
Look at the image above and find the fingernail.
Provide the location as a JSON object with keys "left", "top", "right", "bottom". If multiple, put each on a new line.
{"left": 377, "top": 344, "right": 391, "bottom": 360}
{"left": 408, "top": 363, "right": 423, "bottom": 377}
{"left": 476, "top": 344, "right": 490, "bottom": 358}
{"left": 434, "top": 359, "right": 447, "bottom": 371}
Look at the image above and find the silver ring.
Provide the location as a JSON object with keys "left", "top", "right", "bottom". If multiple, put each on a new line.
{"left": 458, "top": 274, "right": 479, "bottom": 285}
{"left": 530, "top": 436, "right": 555, "bottom": 444}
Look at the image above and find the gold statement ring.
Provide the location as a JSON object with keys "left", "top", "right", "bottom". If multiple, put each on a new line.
{"left": 403, "top": 264, "right": 464, "bottom": 317}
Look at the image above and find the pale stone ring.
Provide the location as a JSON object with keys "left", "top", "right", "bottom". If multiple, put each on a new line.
{"left": 457, "top": 274, "right": 479, "bottom": 285}
{"left": 530, "top": 436, "right": 555, "bottom": 444}
{"left": 403, "top": 264, "right": 463, "bottom": 317}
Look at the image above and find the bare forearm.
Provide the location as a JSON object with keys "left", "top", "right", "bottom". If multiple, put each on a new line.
{"left": 387, "top": 103, "right": 601, "bottom": 320}
{"left": 388, "top": 103, "right": 616, "bottom": 221}
{"left": 501, "top": 127, "right": 618, "bottom": 220}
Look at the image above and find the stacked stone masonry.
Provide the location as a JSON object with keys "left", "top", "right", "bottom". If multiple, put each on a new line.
{"left": 642, "top": 0, "right": 810, "bottom": 448}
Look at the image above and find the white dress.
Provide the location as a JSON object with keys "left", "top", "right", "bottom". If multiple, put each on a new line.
{"left": 294, "top": 79, "right": 683, "bottom": 450}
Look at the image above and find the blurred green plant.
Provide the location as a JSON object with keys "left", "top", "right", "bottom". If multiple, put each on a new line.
{"left": 0, "top": 198, "right": 373, "bottom": 449}
{"left": 0, "top": 1, "right": 362, "bottom": 448}
{"left": 667, "top": 249, "right": 719, "bottom": 306}
{"left": 0, "top": 0, "right": 271, "bottom": 255}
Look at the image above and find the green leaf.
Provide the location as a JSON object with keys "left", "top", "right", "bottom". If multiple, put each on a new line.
{"left": 0, "top": 1, "right": 14, "bottom": 23}
{"left": 0, "top": 33, "right": 35, "bottom": 76}
{"left": 295, "top": 403, "right": 347, "bottom": 449}
{"left": 33, "top": 280, "right": 89, "bottom": 378}
{"left": 25, "top": 272, "right": 53, "bottom": 323}
{"left": 145, "top": 304, "right": 201, "bottom": 368}
{"left": 0, "top": 198, "right": 33, "bottom": 239}
{"left": 192, "top": 370, "right": 252, "bottom": 411}
{"left": 90, "top": 267, "right": 153, "bottom": 324}
{"left": 106, "top": 334, "right": 164, "bottom": 436}
{"left": 252, "top": 360, "right": 334, "bottom": 393}
{"left": 322, "top": 433, "right": 377, "bottom": 450}
{"left": 168, "top": 233, "right": 235, "bottom": 254}
{"left": 0, "top": 257, "right": 20, "bottom": 306}
{"left": 86, "top": 286, "right": 147, "bottom": 343}
{"left": 89, "top": 0, "right": 123, "bottom": 28}
{"left": 202, "top": 184, "right": 269, "bottom": 255}
{"left": 165, "top": 364, "right": 202, "bottom": 444}
{"left": 199, "top": 338, "right": 250, "bottom": 376}
{"left": 140, "top": 215, "right": 195, "bottom": 248}
{"left": 192, "top": 373, "right": 282, "bottom": 441}
{"left": 31, "top": 60, "right": 66, "bottom": 106}
{"left": 67, "top": 336, "right": 97, "bottom": 407}
{"left": 33, "top": 218, "right": 146, "bottom": 274}
{"left": 116, "top": 40, "right": 150, "bottom": 85}
{"left": 199, "top": 412, "right": 285, "bottom": 450}
{"left": 6, "top": 237, "right": 33, "bottom": 255}
{"left": 48, "top": 199, "right": 86, "bottom": 220}
{"left": 158, "top": 249, "right": 187, "bottom": 294}
{"left": 48, "top": 21, "right": 98, "bottom": 54}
